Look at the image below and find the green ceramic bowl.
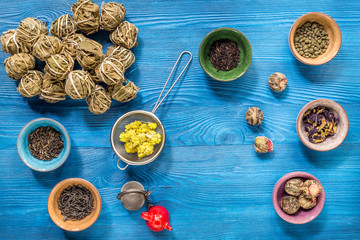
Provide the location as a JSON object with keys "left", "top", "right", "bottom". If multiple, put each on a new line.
{"left": 199, "top": 27, "right": 252, "bottom": 81}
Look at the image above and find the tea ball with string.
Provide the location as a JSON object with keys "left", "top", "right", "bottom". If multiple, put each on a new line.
{"left": 65, "top": 70, "right": 95, "bottom": 99}
{"left": 17, "top": 17, "right": 48, "bottom": 49}
{"left": 100, "top": 2, "right": 126, "bottom": 32}
{"left": 245, "top": 107, "right": 263, "bottom": 126}
{"left": 95, "top": 55, "right": 125, "bottom": 85}
{"left": 106, "top": 45, "right": 135, "bottom": 69}
{"left": 76, "top": 38, "right": 104, "bottom": 70}
{"left": 45, "top": 53, "right": 74, "bottom": 80}
{"left": 50, "top": 14, "right": 77, "bottom": 39}
{"left": 109, "top": 81, "right": 139, "bottom": 102}
{"left": 71, "top": 0, "right": 100, "bottom": 35}
{"left": 4, "top": 53, "right": 35, "bottom": 80}
{"left": 17, "top": 70, "right": 44, "bottom": 98}
{"left": 86, "top": 85, "right": 111, "bottom": 114}
{"left": 32, "top": 35, "right": 63, "bottom": 61}
{"left": 1, "top": 30, "right": 30, "bottom": 55}
{"left": 110, "top": 21, "right": 139, "bottom": 49}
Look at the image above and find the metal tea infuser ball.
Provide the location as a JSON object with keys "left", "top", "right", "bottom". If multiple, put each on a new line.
{"left": 111, "top": 51, "right": 192, "bottom": 170}
{"left": 117, "top": 181, "right": 149, "bottom": 211}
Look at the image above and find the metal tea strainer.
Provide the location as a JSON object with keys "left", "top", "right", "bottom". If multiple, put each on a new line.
{"left": 111, "top": 51, "right": 192, "bottom": 170}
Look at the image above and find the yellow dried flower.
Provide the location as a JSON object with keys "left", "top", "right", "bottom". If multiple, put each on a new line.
{"left": 17, "top": 17, "right": 48, "bottom": 49}
{"left": 65, "top": 70, "right": 95, "bottom": 99}
{"left": 95, "top": 55, "right": 125, "bottom": 85}
{"left": 76, "top": 38, "right": 104, "bottom": 70}
{"left": 86, "top": 85, "right": 111, "bottom": 114}
{"left": 50, "top": 14, "right": 77, "bottom": 39}
{"left": 17, "top": 70, "right": 44, "bottom": 98}
{"left": 100, "top": 2, "right": 126, "bottom": 31}
{"left": 110, "top": 21, "right": 138, "bottom": 49}
{"left": 1, "top": 30, "right": 30, "bottom": 55}
{"left": 4, "top": 53, "right": 35, "bottom": 80}
{"left": 71, "top": 0, "right": 100, "bottom": 35}
{"left": 108, "top": 81, "right": 139, "bottom": 102}
{"left": 45, "top": 53, "right": 74, "bottom": 80}
{"left": 106, "top": 45, "right": 135, "bottom": 69}
{"left": 32, "top": 35, "right": 63, "bottom": 61}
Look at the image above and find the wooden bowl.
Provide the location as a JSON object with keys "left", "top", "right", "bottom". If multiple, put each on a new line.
{"left": 289, "top": 12, "right": 341, "bottom": 65}
{"left": 273, "top": 172, "right": 325, "bottom": 224}
{"left": 48, "top": 178, "right": 101, "bottom": 232}
{"left": 296, "top": 99, "right": 349, "bottom": 151}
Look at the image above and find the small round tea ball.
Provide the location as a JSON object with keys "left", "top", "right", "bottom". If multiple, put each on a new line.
{"left": 245, "top": 107, "right": 263, "bottom": 126}
{"left": 32, "top": 35, "right": 63, "bottom": 61}
{"left": 40, "top": 77, "right": 66, "bottom": 103}
{"left": 95, "top": 55, "right": 125, "bottom": 85}
{"left": 254, "top": 136, "right": 273, "bottom": 153}
{"left": 100, "top": 2, "right": 126, "bottom": 31}
{"left": 86, "top": 85, "right": 112, "bottom": 114}
{"left": 1, "top": 30, "right": 30, "bottom": 55}
{"left": 301, "top": 180, "right": 322, "bottom": 199}
{"left": 285, "top": 178, "right": 304, "bottom": 197}
{"left": 108, "top": 81, "right": 139, "bottom": 102}
{"left": 17, "top": 17, "right": 48, "bottom": 49}
{"left": 61, "top": 33, "right": 87, "bottom": 59}
{"left": 17, "top": 70, "right": 44, "bottom": 98}
{"left": 50, "top": 14, "right": 77, "bottom": 39}
{"left": 110, "top": 21, "right": 139, "bottom": 49}
{"left": 71, "top": 0, "right": 100, "bottom": 35}
{"left": 45, "top": 53, "right": 74, "bottom": 80}
{"left": 4, "top": 53, "right": 35, "bottom": 80}
{"left": 281, "top": 196, "right": 300, "bottom": 215}
{"left": 298, "top": 194, "right": 317, "bottom": 209}
{"left": 268, "top": 72, "right": 287, "bottom": 92}
{"left": 106, "top": 45, "right": 135, "bottom": 69}
{"left": 65, "top": 70, "right": 95, "bottom": 99}
{"left": 76, "top": 38, "right": 104, "bottom": 70}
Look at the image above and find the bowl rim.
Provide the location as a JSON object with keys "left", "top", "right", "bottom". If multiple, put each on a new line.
{"left": 47, "top": 178, "right": 102, "bottom": 232}
{"left": 288, "top": 12, "right": 342, "bottom": 65}
{"left": 272, "top": 171, "right": 325, "bottom": 224}
{"left": 296, "top": 99, "right": 349, "bottom": 151}
{"left": 110, "top": 110, "right": 166, "bottom": 166}
{"left": 16, "top": 117, "right": 71, "bottom": 172}
{"left": 199, "top": 27, "right": 253, "bottom": 81}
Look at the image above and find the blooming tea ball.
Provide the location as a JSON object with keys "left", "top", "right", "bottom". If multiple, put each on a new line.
{"left": 284, "top": 178, "right": 304, "bottom": 197}
{"left": 71, "top": 0, "right": 100, "bottom": 35}
{"left": 301, "top": 180, "right": 322, "bottom": 199}
{"left": 108, "top": 81, "right": 139, "bottom": 102}
{"left": 50, "top": 14, "right": 77, "bottom": 39}
{"left": 61, "top": 33, "right": 87, "bottom": 59}
{"left": 100, "top": 2, "right": 126, "bottom": 31}
{"left": 65, "top": 70, "right": 95, "bottom": 99}
{"left": 298, "top": 194, "right": 317, "bottom": 209}
{"left": 110, "top": 21, "right": 139, "bottom": 49}
{"left": 86, "top": 85, "right": 112, "bottom": 114}
{"left": 95, "top": 55, "right": 125, "bottom": 85}
{"left": 76, "top": 38, "right": 104, "bottom": 70}
{"left": 32, "top": 35, "right": 63, "bottom": 61}
{"left": 254, "top": 136, "right": 273, "bottom": 153}
{"left": 245, "top": 107, "right": 263, "bottom": 126}
{"left": 17, "top": 17, "right": 48, "bottom": 49}
{"left": 40, "top": 77, "right": 66, "bottom": 103}
{"left": 45, "top": 53, "right": 74, "bottom": 80}
{"left": 268, "top": 72, "right": 287, "bottom": 92}
{"left": 281, "top": 196, "right": 300, "bottom": 215}
{"left": 17, "top": 70, "right": 44, "bottom": 98}
{"left": 1, "top": 30, "right": 30, "bottom": 55}
{"left": 4, "top": 53, "right": 35, "bottom": 80}
{"left": 106, "top": 45, "right": 135, "bottom": 69}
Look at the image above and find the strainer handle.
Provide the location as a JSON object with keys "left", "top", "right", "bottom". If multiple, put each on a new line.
{"left": 152, "top": 51, "right": 193, "bottom": 114}
{"left": 117, "top": 158, "right": 129, "bottom": 170}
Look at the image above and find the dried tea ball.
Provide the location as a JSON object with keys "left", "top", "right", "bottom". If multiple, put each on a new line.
{"left": 17, "top": 17, "right": 48, "bottom": 49}
{"left": 65, "top": 70, "right": 95, "bottom": 99}
{"left": 95, "top": 55, "right": 125, "bottom": 85}
{"left": 86, "top": 85, "right": 111, "bottom": 114}
{"left": 100, "top": 2, "right": 126, "bottom": 32}
{"left": 76, "top": 38, "right": 104, "bottom": 70}
{"left": 285, "top": 178, "right": 304, "bottom": 197}
{"left": 50, "top": 14, "right": 77, "bottom": 39}
{"left": 32, "top": 35, "right": 63, "bottom": 61}
{"left": 281, "top": 196, "right": 300, "bottom": 215}
{"left": 61, "top": 33, "right": 87, "bottom": 59}
{"left": 71, "top": 0, "right": 100, "bottom": 35}
{"left": 45, "top": 53, "right": 74, "bottom": 80}
{"left": 17, "top": 70, "right": 44, "bottom": 98}
{"left": 298, "top": 194, "right": 317, "bottom": 210}
{"left": 254, "top": 136, "right": 273, "bottom": 153}
{"left": 4, "top": 53, "right": 35, "bottom": 80}
{"left": 245, "top": 107, "right": 263, "bottom": 126}
{"left": 1, "top": 30, "right": 30, "bottom": 55}
{"left": 301, "top": 180, "right": 322, "bottom": 199}
{"left": 268, "top": 72, "right": 287, "bottom": 92}
{"left": 106, "top": 45, "right": 135, "bottom": 69}
{"left": 108, "top": 81, "right": 139, "bottom": 102}
{"left": 40, "top": 77, "right": 66, "bottom": 103}
{"left": 110, "top": 21, "right": 139, "bottom": 49}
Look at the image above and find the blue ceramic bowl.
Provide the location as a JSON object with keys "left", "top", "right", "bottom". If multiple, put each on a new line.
{"left": 17, "top": 118, "right": 70, "bottom": 172}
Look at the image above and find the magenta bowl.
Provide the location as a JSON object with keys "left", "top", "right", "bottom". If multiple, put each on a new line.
{"left": 272, "top": 172, "right": 325, "bottom": 224}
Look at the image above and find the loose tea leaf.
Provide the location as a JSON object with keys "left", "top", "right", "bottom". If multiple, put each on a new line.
{"left": 208, "top": 39, "right": 240, "bottom": 71}
{"left": 285, "top": 178, "right": 304, "bottom": 197}
{"left": 65, "top": 70, "right": 95, "bottom": 99}
{"left": 45, "top": 53, "right": 74, "bottom": 80}
{"left": 268, "top": 72, "right": 287, "bottom": 92}
{"left": 32, "top": 35, "right": 63, "bottom": 61}
{"left": 61, "top": 33, "right": 87, "bottom": 59}
{"left": 100, "top": 2, "right": 126, "bottom": 32}
{"left": 58, "top": 184, "right": 94, "bottom": 221}
{"left": 303, "top": 106, "right": 339, "bottom": 143}
{"left": 71, "top": 0, "right": 100, "bottom": 35}
{"left": 17, "top": 17, "right": 48, "bottom": 49}
{"left": 281, "top": 196, "right": 300, "bottom": 215}
{"left": 110, "top": 21, "right": 139, "bottom": 49}
{"left": 17, "top": 70, "right": 44, "bottom": 98}
{"left": 106, "top": 45, "right": 135, "bottom": 69}
{"left": 86, "top": 85, "right": 111, "bottom": 114}
{"left": 28, "top": 126, "right": 64, "bottom": 161}
{"left": 298, "top": 194, "right": 317, "bottom": 209}
{"left": 50, "top": 14, "right": 77, "bottom": 39}
{"left": 4, "top": 53, "right": 35, "bottom": 80}
{"left": 245, "top": 107, "right": 263, "bottom": 126}
{"left": 95, "top": 55, "right": 125, "bottom": 85}
{"left": 76, "top": 38, "right": 104, "bottom": 70}
{"left": 108, "top": 80, "right": 139, "bottom": 102}
{"left": 1, "top": 30, "right": 30, "bottom": 55}
{"left": 254, "top": 136, "right": 273, "bottom": 153}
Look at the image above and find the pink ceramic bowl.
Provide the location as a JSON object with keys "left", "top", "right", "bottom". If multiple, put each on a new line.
{"left": 273, "top": 172, "right": 325, "bottom": 224}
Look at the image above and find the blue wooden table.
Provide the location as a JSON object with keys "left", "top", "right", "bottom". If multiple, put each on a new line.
{"left": 0, "top": 0, "right": 359, "bottom": 239}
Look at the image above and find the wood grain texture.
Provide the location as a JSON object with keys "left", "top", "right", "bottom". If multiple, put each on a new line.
{"left": 0, "top": 0, "right": 360, "bottom": 239}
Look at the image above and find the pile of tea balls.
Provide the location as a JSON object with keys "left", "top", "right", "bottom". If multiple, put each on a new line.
{"left": 1, "top": 0, "right": 139, "bottom": 114}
